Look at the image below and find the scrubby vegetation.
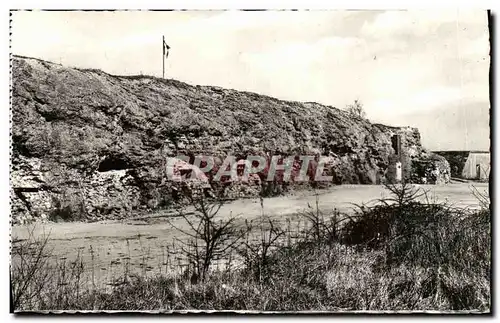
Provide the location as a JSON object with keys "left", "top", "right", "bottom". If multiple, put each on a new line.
{"left": 10, "top": 183, "right": 490, "bottom": 312}
{"left": 345, "top": 99, "right": 367, "bottom": 119}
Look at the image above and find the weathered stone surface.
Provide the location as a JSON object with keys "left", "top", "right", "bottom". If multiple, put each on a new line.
{"left": 11, "top": 55, "right": 449, "bottom": 223}
{"left": 410, "top": 152, "right": 451, "bottom": 184}
{"left": 433, "top": 151, "right": 472, "bottom": 178}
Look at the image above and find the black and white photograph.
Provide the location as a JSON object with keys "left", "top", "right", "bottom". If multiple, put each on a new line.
{"left": 9, "top": 8, "right": 491, "bottom": 313}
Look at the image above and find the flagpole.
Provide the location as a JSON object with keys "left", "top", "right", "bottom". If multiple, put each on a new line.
{"left": 162, "top": 35, "right": 165, "bottom": 79}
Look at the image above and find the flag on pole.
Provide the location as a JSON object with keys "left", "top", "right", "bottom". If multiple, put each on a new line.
{"left": 162, "top": 36, "right": 170, "bottom": 79}
{"left": 163, "top": 38, "right": 170, "bottom": 59}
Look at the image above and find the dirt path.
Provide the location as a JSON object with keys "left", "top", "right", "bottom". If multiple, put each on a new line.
{"left": 11, "top": 183, "right": 487, "bottom": 288}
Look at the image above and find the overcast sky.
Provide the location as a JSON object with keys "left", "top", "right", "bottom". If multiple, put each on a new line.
{"left": 11, "top": 10, "right": 490, "bottom": 151}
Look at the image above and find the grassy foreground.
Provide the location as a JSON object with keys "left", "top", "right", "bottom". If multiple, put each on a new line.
{"left": 11, "top": 184, "right": 491, "bottom": 313}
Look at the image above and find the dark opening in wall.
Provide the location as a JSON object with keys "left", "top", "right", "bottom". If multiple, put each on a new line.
{"left": 98, "top": 155, "right": 131, "bottom": 172}
{"left": 391, "top": 135, "right": 400, "bottom": 156}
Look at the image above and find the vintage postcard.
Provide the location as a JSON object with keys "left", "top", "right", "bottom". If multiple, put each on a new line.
{"left": 9, "top": 9, "right": 491, "bottom": 313}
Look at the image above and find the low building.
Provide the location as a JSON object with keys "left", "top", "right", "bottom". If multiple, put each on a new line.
{"left": 433, "top": 151, "right": 490, "bottom": 181}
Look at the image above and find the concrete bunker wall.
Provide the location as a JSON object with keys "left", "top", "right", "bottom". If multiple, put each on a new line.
{"left": 462, "top": 153, "right": 490, "bottom": 180}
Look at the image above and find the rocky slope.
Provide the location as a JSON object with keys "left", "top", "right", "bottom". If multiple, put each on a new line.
{"left": 10, "top": 55, "right": 449, "bottom": 224}
{"left": 433, "top": 151, "right": 472, "bottom": 178}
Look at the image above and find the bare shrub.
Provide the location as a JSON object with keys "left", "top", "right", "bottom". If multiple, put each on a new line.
{"left": 11, "top": 227, "right": 52, "bottom": 311}
{"left": 471, "top": 185, "right": 490, "bottom": 210}
{"left": 167, "top": 190, "right": 246, "bottom": 282}
{"left": 11, "top": 228, "right": 91, "bottom": 311}
{"left": 345, "top": 99, "right": 366, "bottom": 119}
{"left": 382, "top": 182, "right": 429, "bottom": 207}
{"left": 299, "top": 192, "right": 343, "bottom": 244}
{"left": 238, "top": 217, "right": 285, "bottom": 283}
